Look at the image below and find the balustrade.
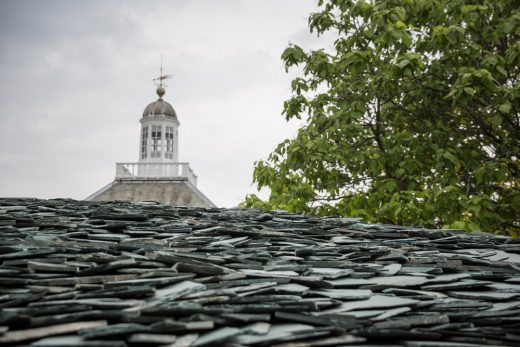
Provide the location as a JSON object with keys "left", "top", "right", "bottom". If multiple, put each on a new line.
{"left": 116, "top": 162, "right": 198, "bottom": 186}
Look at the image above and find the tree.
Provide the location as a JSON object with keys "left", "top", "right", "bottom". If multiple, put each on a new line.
{"left": 244, "top": 0, "right": 520, "bottom": 235}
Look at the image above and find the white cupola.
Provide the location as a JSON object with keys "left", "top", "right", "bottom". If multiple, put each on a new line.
{"left": 139, "top": 75, "right": 179, "bottom": 163}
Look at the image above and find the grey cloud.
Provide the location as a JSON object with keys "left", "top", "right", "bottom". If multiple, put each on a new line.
{"left": 0, "top": 0, "right": 320, "bottom": 206}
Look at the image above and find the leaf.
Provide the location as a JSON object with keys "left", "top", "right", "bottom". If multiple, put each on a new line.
{"left": 474, "top": 167, "right": 485, "bottom": 184}
{"left": 491, "top": 115, "right": 502, "bottom": 129}
{"left": 467, "top": 222, "right": 481, "bottom": 232}
{"left": 499, "top": 102, "right": 511, "bottom": 113}
{"left": 386, "top": 180, "right": 397, "bottom": 193}
{"left": 281, "top": 45, "right": 306, "bottom": 70}
{"left": 395, "top": 20, "right": 406, "bottom": 30}
{"left": 463, "top": 87, "right": 476, "bottom": 96}
{"left": 502, "top": 20, "right": 515, "bottom": 34}
{"left": 496, "top": 65, "right": 508, "bottom": 77}
{"left": 397, "top": 59, "right": 409, "bottom": 68}
{"left": 443, "top": 152, "right": 459, "bottom": 165}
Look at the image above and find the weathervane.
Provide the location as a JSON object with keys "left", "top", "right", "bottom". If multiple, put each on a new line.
{"left": 152, "top": 56, "right": 172, "bottom": 98}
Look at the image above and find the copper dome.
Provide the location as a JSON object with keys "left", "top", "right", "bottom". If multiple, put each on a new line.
{"left": 142, "top": 98, "right": 178, "bottom": 119}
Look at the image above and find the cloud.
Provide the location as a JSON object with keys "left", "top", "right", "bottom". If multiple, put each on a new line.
{"left": 0, "top": 0, "right": 322, "bottom": 206}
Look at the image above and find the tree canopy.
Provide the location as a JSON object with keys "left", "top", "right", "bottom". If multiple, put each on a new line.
{"left": 244, "top": 0, "right": 520, "bottom": 235}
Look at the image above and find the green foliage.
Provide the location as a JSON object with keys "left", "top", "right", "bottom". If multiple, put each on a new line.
{"left": 244, "top": 0, "right": 520, "bottom": 236}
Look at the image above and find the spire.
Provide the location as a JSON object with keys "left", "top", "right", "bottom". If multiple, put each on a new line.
{"left": 152, "top": 56, "right": 172, "bottom": 99}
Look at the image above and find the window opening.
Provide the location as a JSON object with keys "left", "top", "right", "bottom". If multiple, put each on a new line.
{"left": 165, "top": 126, "right": 174, "bottom": 159}
{"left": 141, "top": 126, "right": 148, "bottom": 159}
{"left": 151, "top": 125, "right": 162, "bottom": 158}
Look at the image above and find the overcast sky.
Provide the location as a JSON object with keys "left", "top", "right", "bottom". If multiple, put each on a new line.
{"left": 0, "top": 0, "right": 328, "bottom": 207}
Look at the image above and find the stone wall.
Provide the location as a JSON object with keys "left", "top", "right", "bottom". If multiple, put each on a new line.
{"left": 89, "top": 179, "right": 215, "bottom": 207}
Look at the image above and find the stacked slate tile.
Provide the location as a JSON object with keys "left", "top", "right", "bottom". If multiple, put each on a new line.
{"left": 0, "top": 197, "right": 519, "bottom": 347}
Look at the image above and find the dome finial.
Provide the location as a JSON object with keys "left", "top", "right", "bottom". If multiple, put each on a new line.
{"left": 152, "top": 55, "right": 172, "bottom": 99}
{"left": 156, "top": 85, "right": 165, "bottom": 98}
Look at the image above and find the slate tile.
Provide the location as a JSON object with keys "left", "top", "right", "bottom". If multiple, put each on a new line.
{"left": 0, "top": 267, "right": 22, "bottom": 276}
{"left": 87, "top": 233, "right": 130, "bottom": 242}
{"left": 373, "top": 314, "right": 450, "bottom": 329}
{"left": 175, "top": 262, "right": 229, "bottom": 276}
{"left": 486, "top": 281, "right": 520, "bottom": 292}
{"left": 268, "top": 283, "right": 310, "bottom": 295}
{"left": 306, "top": 267, "right": 353, "bottom": 279}
{"left": 150, "top": 319, "right": 214, "bottom": 333}
{"left": 31, "top": 274, "right": 140, "bottom": 287}
{"left": 79, "top": 323, "right": 149, "bottom": 339}
{"left": 143, "top": 303, "right": 227, "bottom": 316}
{"left": 376, "top": 253, "right": 409, "bottom": 263}
{"left": 357, "top": 328, "right": 442, "bottom": 340}
{"left": 31, "top": 335, "right": 128, "bottom": 347}
{"left": 367, "top": 275, "right": 429, "bottom": 288}
{"left": 382, "top": 288, "right": 447, "bottom": 299}
{"left": 290, "top": 276, "right": 333, "bottom": 289}
{"left": 240, "top": 321, "right": 271, "bottom": 335}
{"left": 27, "top": 261, "right": 79, "bottom": 274}
{"left": 274, "top": 311, "right": 338, "bottom": 327}
{"left": 370, "top": 307, "right": 412, "bottom": 321}
{"left": 469, "top": 308, "right": 520, "bottom": 319}
{"left": 29, "top": 310, "right": 137, "bottom": 327}
{"left": 77, "top": 258, "right": 137, "bottom": 276}
{"left": 241, "top": 269, "right": 300, "bottom": 278}
{"left": 213, "top": 277, "right": 291, "bottom": 289}
{"left": 104, "top": 275, "right": 195, "bottom": 288}
{"left": 403, "top": 342, "right": 491, "bottom": 347}
{"left": 485, "top": 301, "right": 520, "bottom": 312}
{"left": 220, "top": 313, "right": 271, "bottom": 323}
{"left": 309, "top": 289, "right": 372, "bottom": 300}
{"left": 255, "top": 213, "right": 274, "bottom": 222}
{"left": 167, "top": 333, "right": 199, "bottom": 347}
{"left": 0, "top": 277, "right": 29, "bottom": 285}
{"left": 0, "top": 320, "right": 107, "bottom": 344}
{"left": 294, "top": 248, "right": 314, "bottom": 257}
{"left": 192, "top": 327, "right": 242, "bottom": 346}
{"left": 184, "top": 313, "right": 229, "bottom": 326}
{"left": 234, "top": 323, "right": 316, "bottom": 345}
{"left": 448, "top": 291, "right": 520, "bottom": 301}
{"left": 152, "top": 280, "right": 206, "bottom": 300}
{"left": 422, "top": 280, "right": 492, "bottom": 291}
{"left": 30, "top": 298, "right": 144, "bottom": 310}
{"left": 0, "top": 248, "right": 57, "bottom": 261}
{"left": 127, "top": 333, "right": 177, "bottom": 344}
{"left": 271, "top": 334, "right": 366, "bottom": 347}
{"left": 422, "top": 273, "right": 472, "bottom": 285}
{"left": 378, "top": 263, "right": 402, "bottom": 276}
{"left": 324, "top": 278, "right": 376, "bottom": 288}
{"left": 316, "top": 295, "right": 419, "bottom": 315}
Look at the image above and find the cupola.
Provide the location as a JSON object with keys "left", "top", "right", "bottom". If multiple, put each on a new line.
{"left": 139, "top": 74, "right": 179, "bottom": 163}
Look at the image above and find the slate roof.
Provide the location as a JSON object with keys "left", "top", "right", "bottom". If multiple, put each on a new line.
{"left": 1, "top": 197, "right": 519, "bottom": 347}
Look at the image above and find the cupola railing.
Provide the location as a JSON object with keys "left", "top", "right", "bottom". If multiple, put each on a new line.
{"left": 115, "top": 162, "right": 198, "bottom": 186}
